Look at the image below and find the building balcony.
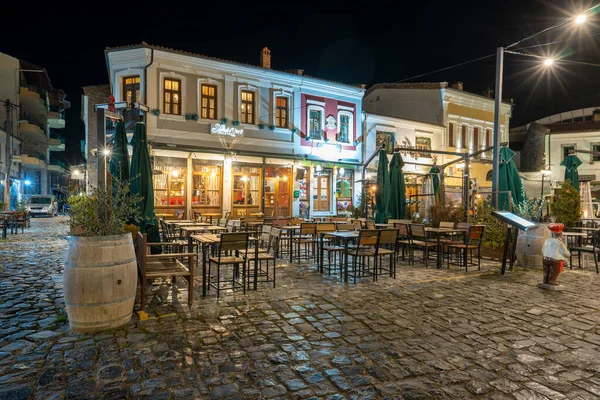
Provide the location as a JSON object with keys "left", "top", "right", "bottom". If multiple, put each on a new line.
{"left": 48, "top": 137, "right": 65, "bottom": 152}
{"left": 19, "top": 86, "right": 47, "bottom": 118}
{"left": 48, "top": 163, "right": 66, "bottom": 174}
{"left": 47, "top": 110, "right": 65, "bottom": 129}
{"left": 19, "top": 154, "right": 47, "bottom": 169}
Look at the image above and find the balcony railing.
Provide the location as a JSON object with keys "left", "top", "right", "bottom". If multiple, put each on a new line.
{"left": 19, "top": 111, "right": 47, "bottom": 132}
{"left": 20, "top": 83, "right": 48, "bottom": 106}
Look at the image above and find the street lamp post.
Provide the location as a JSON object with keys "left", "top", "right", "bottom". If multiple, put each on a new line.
{"left": 491, "top": 47, "right": 504, "bottom": 209}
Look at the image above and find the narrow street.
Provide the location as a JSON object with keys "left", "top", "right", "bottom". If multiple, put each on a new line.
{"left": 1, "top": 218, "right": 600, "bottom": 399}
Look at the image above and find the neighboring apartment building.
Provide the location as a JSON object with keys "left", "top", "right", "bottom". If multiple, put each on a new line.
{"left": 511, "top": 107, "right": 600, "bottom": 213}
{"left": 101, "top": 42, "right": 365, "bottom": 218}
{"left": 363, "top": 82, "right": 513, "bottom": 202}
{"left": 0, "top": 52, "right": 69, "bottom": 206}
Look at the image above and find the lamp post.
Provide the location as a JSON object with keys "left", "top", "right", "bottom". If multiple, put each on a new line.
{"left": 491, "top": 9, "right": 592, "bottom": 209}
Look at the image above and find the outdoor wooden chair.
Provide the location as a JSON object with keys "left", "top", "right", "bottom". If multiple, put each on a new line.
{"left": 394, "top": 222, "right": 412, "bottom": 262}
{"left": 408, "top": 224, "right": 437, "bottom": 268}
{"left": 292, "top": 222, "right": 318, "bottom": 262}
{"left": 376, "top": 229, "right": 399, "bottom": 279}
{"left": 569, "top": 229, "right": 600, "bottom": 273}
{"left": 447, "top": 225, "right": 485, "bottom": 271}
{"left": 135, "top": 232, "right": 195, "bottom": 309}
{"left": 346, "top": 229, "right": 379, "bottom": 283}
{"left": 208, "top": 232, "right": 250, "bottom": 298}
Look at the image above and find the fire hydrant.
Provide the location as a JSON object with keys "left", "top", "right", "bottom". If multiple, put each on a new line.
{"left": 539, "top": 223, "right": 569, "bottom": 290}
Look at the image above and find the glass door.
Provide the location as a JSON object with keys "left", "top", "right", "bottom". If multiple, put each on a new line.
{"left": 264, "top": 166, "right": 292, "bottom": 217}
{"left": 314, "top": 173, "right": 331, "bottom": 212}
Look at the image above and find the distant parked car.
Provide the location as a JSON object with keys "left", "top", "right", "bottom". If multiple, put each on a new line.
{"left": 27, "top": 195, "right": 58, "bottom": 217}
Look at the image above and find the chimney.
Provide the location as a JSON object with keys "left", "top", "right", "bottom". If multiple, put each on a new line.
{"left": 451, "top": 81, "right": 464, "bottom": 91}
{"left": 482, "top": 86, "right": 493, "bottom": 98}
{"left": 359, "top": 84, "right": 367, "bottom": 90}
{"left": 260, "top": 47, "right": 271, "bottom": 69}
{"left": 285, "top": 69, "right": 303, "bottom": 76}
{"left": 593, "top": 109, "right": 600, "bottom": 122}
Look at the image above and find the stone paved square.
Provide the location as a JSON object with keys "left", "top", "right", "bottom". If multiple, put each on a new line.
{"left": 2, "top": 217, "right": 600, "bottom": 399}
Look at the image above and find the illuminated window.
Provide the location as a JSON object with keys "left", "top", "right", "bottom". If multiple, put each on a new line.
{"left": 163, "top": 78, "right": 181, "bottom": 115}
{"left": 308, "top": 107, "right": 323, "bottom": 140}
{"left": 473, "top": 127, "right": 480, "bottom": 149}
{"left": 486, "top": 129, "right": 492, "bottom": 146}
{"left": 122, "top": 76, "right": 140, "bottom": 104}
{"left": 592, "top": 143, "right": 600, "bottom": 163}
{"left": 448, "top": 123, "right": 455, "bottom": 147}
{"left": 461, "top": 125, "right": 467, "bottom": 148}
{"left": 338, "top": 112, "right": 353, "bottom": 143}
{"left": 275, "top": 96, "right": 288, "bottom": 128}
{"left": 201, "top": 84, "right": 217, "bottom": 120}
{"left": 240, "top": 90, "right": 255, "bottom": 124}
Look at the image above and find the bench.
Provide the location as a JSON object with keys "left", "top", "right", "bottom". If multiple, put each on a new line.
{"left": 135, "top": 232, "right": 195, "bottom": 309}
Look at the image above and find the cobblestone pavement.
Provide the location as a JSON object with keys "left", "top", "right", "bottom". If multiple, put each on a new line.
{"left": 2, "top": 217, "right": 600, "bottom": 399}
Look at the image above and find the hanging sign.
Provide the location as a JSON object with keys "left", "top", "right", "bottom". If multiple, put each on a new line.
{"left": 210, "top": 123, "right": 244, "bottom": 137}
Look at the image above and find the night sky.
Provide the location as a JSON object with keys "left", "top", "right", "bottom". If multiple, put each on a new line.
{"left": 3, "top": 0, "right": 600, "bottom": 165}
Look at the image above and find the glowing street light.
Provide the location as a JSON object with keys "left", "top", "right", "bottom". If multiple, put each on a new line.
{"left": 544, "top": 58, "right": 554, "bottom": 67}
{"left": 575, "top": 14, "right": 587, "bottom": 25}
{"left": 102, "top": 148, "right": 111, "bottom": 156}
{"left": 24, "top": 180, "right": 31, "bottom": 186}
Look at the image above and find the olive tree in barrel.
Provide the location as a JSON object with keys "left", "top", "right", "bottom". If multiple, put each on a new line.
{"left": 64, "top": 178, "right": 141, "bottom": 333}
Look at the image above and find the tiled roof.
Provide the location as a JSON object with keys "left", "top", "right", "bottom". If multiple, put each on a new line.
{"left": 546, "top": 121, "right": 600, "bottom": 134}
{"left": 364, "top": 82, "right": 448, "bottom": 97}
{"left": 105, "top": 42, "right": 366, "bottom": 91}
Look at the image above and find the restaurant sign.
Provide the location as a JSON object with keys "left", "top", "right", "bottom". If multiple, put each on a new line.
{"left": 210, "top": 123, "right": 244, "bottom": 137}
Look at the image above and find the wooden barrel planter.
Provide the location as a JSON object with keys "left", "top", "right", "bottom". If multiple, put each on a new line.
{"left": 63, "top": 234, "right": 138, "bottom": 333}
{"left": 516, "top": 223, "right": 552, "bottom": 269}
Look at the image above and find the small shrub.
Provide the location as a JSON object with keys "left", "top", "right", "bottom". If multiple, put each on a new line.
{"left": 551, "top": 179, "right": 581, "bottom": 227}
{"left": 429, "top": 201, "right": 465, "bottom": 228}
{"left": 468, "top": 200, "right": 507, "bottom": 248}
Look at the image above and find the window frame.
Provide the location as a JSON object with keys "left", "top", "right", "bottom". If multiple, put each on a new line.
{"left": 337, "top": 111, "right": 353, "bottom": 143}
{"left": 448, "top": 122, "right": 455, "bottom": 147}
{"left": 376, "top": 131, "right": 396, "bottom": 155}
{"left": 591, "top": 142, "right": 600, "bottom": 164}
{"left": 461, "top": 125, "right": 468, "bottom": 149}
{"left": 240, "top": 90, "right": 256, "bottom": 125}
{"left": 163, "top": 77, "right": 182, "bottom": 116}
{"left": 200, "top": 84, "right": 218, "bottom": 120}
{"left": 562, "top": 144, "right": 577, "bottom": 161}
{"left": 415, "top": 137, "right": 432, "bottom": 158}
{"left": 275, "top": 96, "right": 289, "bottom": 128}
{"left": 307, "top": 105, "right": 325, "bottom": 140}
{"left": 122, "top": 75, "right": 140, "bottom": 104}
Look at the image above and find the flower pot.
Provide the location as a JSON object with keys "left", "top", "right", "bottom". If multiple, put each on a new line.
{"left": 63, "top": 234, "right": 137, "bottom": 333}
{"left": 516, "top": 223, "right": 553, "bottom": 269}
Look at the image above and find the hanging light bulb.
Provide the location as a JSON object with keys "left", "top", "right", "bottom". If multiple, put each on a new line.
{"left": 339, "top": 167, "right": 345, "bottom": 175}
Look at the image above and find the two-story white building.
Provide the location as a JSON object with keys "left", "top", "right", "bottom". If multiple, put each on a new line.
{"left": 103, "top": 43, "right": 365, "bottom": 218}
{"left": 363, "top": 82, "right": 513, "bottom": 204}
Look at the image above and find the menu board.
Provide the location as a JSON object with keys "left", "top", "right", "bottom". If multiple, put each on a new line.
{"left": 492, "top": 211, "right": 538, "bottom": 231}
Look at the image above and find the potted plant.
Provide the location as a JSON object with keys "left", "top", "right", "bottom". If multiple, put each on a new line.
{"left": 258, "top": 123, "right": 265, "bottom": 129}
{"left": 233, "top": 120, "right": 241, "bottom": 126}
{"left": 63, "top": 177, "right": 142, "bottom": 333}
{"left": 468, "top": 200, "right": 509, "bottom": 259}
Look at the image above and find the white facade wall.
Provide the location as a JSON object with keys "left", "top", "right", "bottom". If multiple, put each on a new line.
{"left": 106, "top": 45, "right": 365, "bottom": 217}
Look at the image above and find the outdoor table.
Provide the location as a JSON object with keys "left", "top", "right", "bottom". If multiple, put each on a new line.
{"left": 425, "top": 227, "right": 468, "bottom": 269}
{"left": 375, "top": 223, "right": 393, "bottom": 228}
{"left": 191, "top": 233, "right": 259, "bottom": 296}
{"left": 201, "top": 213, "right": 222, "bottom": 224}
{"left": 321, "top": 231, "right": 359, "bottom": 281}
{"left": 280, "top": 225, "right": 301, "bottom": 263}
{"left": 183, "top": 225, "right": 228, "bottom": 251}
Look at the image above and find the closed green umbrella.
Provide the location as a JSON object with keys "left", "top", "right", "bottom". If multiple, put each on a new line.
{"left": 429, "top": 165, "right": 440, "bottom": 197}
{"left": 389, "top": 153, "right": 406, "bottom": 219}
{"left": 561, "top": 154, "right": 582, "bottom": 192}
{"left": 130, "top": 122, "right": 161, "bottom": 246}
{"left": 498, "top": 146, "right": 527, "bottom": 211}
{"left": 374, "top": 149, "right": 391, "bottom": 223}
{"left": 109, "top": 121, "right": 130, "bottom": 189}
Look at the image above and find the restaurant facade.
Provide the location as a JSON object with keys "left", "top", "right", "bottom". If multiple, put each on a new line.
{"left": 103, "top": 43, "right": 365, "bottom": 218}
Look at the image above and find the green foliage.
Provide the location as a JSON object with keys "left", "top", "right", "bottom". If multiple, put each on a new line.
{"left": 429, "top": 201, "right": 465, "bottom": 227}
{"left": 514, "top": 197, "right": 545, "bottom": 223}
{"left": 550, "top": 179, "right": 581, "bottom": 227}
{"left": 348, "top": 191, "right": 366, "bottom": 219}
{"left": 468, "top": 200, "right": 507, "bottom": 248}
{"left": 0, "top": 201, "right": 4, "bottom": 211}
{"left": 16, "top": 199, "right": 29, "bottom": 217}
{"left": 68, "top": 176, "right": 142, "bottom": 237}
